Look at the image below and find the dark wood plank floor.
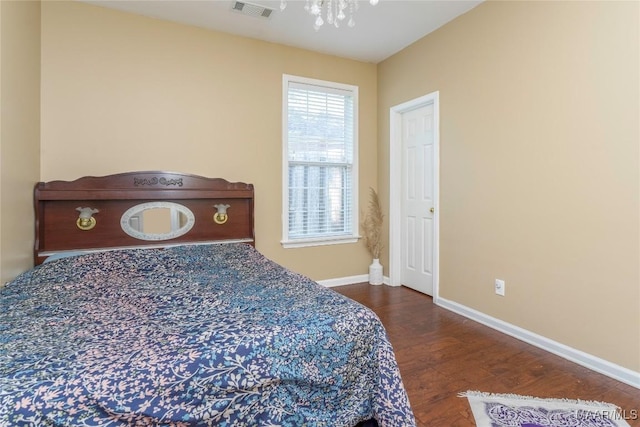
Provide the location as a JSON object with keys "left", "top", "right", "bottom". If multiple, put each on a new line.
{"left": 333, "top": 283, "right": 640, "bottom": 427}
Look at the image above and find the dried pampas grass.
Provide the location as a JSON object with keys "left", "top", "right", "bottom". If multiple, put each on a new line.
{"left": 362, "top": 187, "right": 384, "bottom": 259}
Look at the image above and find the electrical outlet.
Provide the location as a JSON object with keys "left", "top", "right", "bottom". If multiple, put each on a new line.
{"left": 495, "top": 279, "right": 505, "bottom": 296}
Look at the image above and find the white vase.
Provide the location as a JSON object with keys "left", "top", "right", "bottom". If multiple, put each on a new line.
{"left": 369, "top": 258, "right": 383, "bottom": 285}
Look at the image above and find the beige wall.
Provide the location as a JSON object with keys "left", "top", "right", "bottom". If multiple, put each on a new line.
{"left": 378, "top": 1, "right": 640, "bottom": 372}
{"left": 0, "top": 0, "right": 41, "bottom": 284}
{"left": 40, "top": 1, "right": 377, "bottom": 280}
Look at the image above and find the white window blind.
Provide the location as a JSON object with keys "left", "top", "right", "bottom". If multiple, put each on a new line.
{"left": 282, "top": 75, "right": 358, "bottom": 247}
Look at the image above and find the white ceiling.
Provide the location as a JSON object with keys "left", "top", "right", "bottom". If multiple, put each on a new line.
{"left": 83, "top": 0, "right": 483, "bottom": 63}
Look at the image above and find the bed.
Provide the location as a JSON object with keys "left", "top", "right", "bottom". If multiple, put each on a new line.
{"left": 0, "top": 171, "right": 416, "bottom": 426}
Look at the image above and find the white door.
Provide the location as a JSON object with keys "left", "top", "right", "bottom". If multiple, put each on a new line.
{"left": 400, "top": 104, "right": 435, "bottom": 295}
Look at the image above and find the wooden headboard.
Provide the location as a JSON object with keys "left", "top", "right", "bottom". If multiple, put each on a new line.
{"left": 34, "top": 171, "right": 255, "bottom": 265}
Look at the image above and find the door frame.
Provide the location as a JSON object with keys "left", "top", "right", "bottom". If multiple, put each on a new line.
{"left": 388, "top": 91, "right": 440, "bottom": 300}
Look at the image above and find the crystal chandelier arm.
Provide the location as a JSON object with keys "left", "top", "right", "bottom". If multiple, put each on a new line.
{"left": 279, "top": 0, "right": 379, "bottom": 30}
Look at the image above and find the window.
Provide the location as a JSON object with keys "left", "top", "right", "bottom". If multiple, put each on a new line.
{"left": 282, "top": 75, "right": 358, "bottom": 248}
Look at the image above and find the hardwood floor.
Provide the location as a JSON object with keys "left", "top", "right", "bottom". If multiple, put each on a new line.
{"left": 333, "top": 283, "right": 640, "bottom": 427}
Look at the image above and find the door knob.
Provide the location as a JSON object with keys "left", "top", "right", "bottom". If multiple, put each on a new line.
{"left": 430, "top": 207, "right": 435, "bottom": 213}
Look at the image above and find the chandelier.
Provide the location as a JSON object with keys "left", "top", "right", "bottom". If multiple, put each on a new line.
{"left": 279, "top": 0, "right": 379, "bottom": 30}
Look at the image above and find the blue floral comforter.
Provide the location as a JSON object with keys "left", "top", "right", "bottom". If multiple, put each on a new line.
{"left": 0, "top": 243, "right": 415, "bottom": 426}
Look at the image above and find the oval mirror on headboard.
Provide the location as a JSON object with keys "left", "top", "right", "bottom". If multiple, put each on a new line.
{"left": 121, "top": 202, "right": 195, "bottom": 241}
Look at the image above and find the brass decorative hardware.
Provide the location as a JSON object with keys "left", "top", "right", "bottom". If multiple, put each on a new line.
{"left": 76, "top": 207, "right": 99, "bottom": 231}
{"left": 213, "top": 204, "right": 230, "bottom": 225}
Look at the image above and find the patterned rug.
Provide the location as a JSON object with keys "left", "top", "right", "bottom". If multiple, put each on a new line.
{"left": 461, "top": 391, "right": 631, "bottom": 427}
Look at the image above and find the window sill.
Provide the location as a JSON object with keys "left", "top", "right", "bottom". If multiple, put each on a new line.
{"left": 281, "top": 235, "right": 360, "bottom": 249}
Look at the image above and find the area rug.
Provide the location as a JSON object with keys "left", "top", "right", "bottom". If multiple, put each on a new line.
{"left": 461, "top": 391, "right": 631, "bottom": 427}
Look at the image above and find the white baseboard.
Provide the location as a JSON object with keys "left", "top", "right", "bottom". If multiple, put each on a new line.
{"left": 317, "top": 274, "right": 369, "bottom": 288}
{"left": 436, "top": 297, "right": 640, "bottom": 390}
{"left": 317, "top": 274, "right": 394, "bottom": 288}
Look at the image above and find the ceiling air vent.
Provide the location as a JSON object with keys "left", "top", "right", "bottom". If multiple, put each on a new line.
{"left": 232, "top": 1, "right": 274, "bottom": 19}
